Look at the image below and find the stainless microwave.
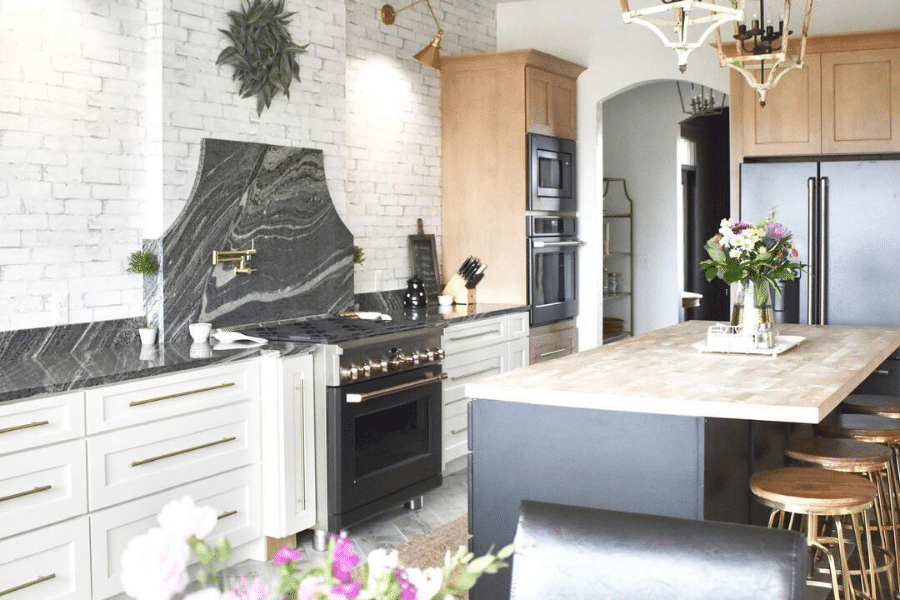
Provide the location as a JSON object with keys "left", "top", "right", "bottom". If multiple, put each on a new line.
{"left": 527, "top": 133, "right": 576, "bottom": 212}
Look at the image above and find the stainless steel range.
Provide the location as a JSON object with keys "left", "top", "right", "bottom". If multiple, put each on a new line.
{"left": 239, "top": 315, "right": 445, "bottom": 549}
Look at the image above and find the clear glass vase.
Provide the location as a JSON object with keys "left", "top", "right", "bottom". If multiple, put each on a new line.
{"left": 730, "top": 279, "right": 775, "bottom": 335}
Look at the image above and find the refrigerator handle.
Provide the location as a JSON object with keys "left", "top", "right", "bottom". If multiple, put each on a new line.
{"left": 807, "top": 177, "right": 816, "bottom": 325}
{"left": 819, "top": 177, "right": 828, "bottom": 325}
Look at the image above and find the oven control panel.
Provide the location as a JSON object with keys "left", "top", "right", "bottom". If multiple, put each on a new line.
{"left": 339, "top": 347, "right": 444, "bottom": 382}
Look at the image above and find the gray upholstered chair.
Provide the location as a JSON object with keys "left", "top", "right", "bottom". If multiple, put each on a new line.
{"left": 509, "top": 500, "right": 809, "bottom": 600}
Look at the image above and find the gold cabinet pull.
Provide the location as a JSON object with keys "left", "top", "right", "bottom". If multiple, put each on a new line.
{"left": 131, "top": 436, "right": 237, "bottom": 467}
{"left": 129, "top": 382, "right": 236, "bottom": 407}
{"left": 449, "top": 329, "right": 500, "bottom": 342}
{"left": 451, "top": 427, "right": 468, "bottom": 435}
{"left": 0, "top": 484, "right": 52, "bottom": 504}
{"left": 0, "top": 420, "right": 49, "bottom": 435}
{"left": 217, "top": 509, "right": 237, "bottom": 520}
{"left": 0, "top": 573, "right": 56, "bottom": 597}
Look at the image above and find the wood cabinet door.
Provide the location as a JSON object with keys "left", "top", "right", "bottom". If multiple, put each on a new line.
{"left": 741, "top": 54, "right": 822, "bottom": 156}
{"left": 526, "top": 66, "right": 577, "bottom": 140}
{"left": 821, "top": 48, "right": 900, "bottom": 154}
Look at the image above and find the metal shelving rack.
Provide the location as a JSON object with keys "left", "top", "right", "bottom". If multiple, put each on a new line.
{"left": 602, "top": 177, "right": 634, "bottom": 343}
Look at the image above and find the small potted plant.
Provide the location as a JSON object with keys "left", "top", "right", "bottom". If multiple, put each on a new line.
{"left": 128, "top": 250, "right": 160, "bottom": 275}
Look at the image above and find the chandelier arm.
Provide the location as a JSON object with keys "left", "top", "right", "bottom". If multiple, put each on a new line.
{"left": 421, "top": 0, "right": 442, "bottom": 33}
{"left": 391, "top": 0, "right": 429, "bottom": 16}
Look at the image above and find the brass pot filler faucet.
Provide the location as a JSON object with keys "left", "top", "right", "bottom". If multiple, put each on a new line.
{"left": 211, "top": 240, "right": 257, "bottom": 274}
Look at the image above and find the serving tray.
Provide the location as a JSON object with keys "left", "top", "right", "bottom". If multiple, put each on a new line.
{"left": 692, "top": 335, "right": 806, "bottom": 357}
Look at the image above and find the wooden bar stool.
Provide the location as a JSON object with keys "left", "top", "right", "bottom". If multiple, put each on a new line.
{"left": 751, "top": 466, "right": 878, "bottom": 600}
{"left": 816, "top": 413, "right": 900, "bottom": 486}
{"left": 785, "top": 437, "right": 899, "bottom": 599}
{"left": 842, "top": 395, "right": 900, "bottom": 420}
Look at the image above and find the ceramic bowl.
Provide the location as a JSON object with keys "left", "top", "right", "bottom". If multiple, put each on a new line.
{"left": 189, "top": 322, "right": 213, "bottom": 343}
{"left": 437, "top": 295, "right": 453, "bottom": 306}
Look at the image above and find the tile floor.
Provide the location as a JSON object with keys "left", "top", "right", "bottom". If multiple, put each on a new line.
{"left": 296, "top": 461, "right": 469, "bottom": 560}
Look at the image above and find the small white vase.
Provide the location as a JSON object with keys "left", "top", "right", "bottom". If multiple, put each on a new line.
{"left": 138, "top": 327, "right": 157, "bottom": 345}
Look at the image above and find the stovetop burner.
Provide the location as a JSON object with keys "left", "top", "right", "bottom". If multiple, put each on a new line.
{"left": 237, "top": 315, "right": 428, "bottom": 345}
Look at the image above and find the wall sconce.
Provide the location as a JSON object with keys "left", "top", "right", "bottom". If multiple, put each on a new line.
{"left": 620, "top": 0, "right": 745, "bottom": 73}
{"left": 379, "top": 1, "right": 444, "bottom": 70}
{"left": 715, "top": 0, "right": 814, "bottom": 106}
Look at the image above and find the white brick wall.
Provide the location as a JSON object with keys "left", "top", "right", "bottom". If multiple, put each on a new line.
{"left": 0, "top": 0, "right": 496, "bottom": 331}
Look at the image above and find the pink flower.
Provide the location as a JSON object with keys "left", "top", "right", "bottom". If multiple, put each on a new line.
{"left": 331, "top": 581, "right": 361, "bottom": 599}
{"left": 272, "top": 546, "right": 304, "bottom": 564}
{"left": 731, "top": 221, "right": 753, "bottom": 234}
{"left": 395, "top": 568, "right": 417, "bottom": 600}
{"left": 120, "top": 527, "right": 190, "bottom": 600}
{"left": 331, "top": 535, "right": 360, "bottom": 582}
{"left": 765, "top": 222, "right": 791, "bottom": 242}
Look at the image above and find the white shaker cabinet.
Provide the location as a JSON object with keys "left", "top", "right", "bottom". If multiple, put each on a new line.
{"left": 259, "top": 352, "right": 317, "bottom": 538}
{"left": 441, "top": 312, "right": 529, "bottom": 471}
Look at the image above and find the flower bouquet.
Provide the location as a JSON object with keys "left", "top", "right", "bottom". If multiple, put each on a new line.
{"left": 699, "top": 209, "right": 805, "bottom": 346}
{"left": 120, "top": 496, "right": 513, "bottom": 600}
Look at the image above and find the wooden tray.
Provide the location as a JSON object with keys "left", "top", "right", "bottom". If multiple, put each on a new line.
{"left": 692, "top": 335, "right": 806, "bottom": 357}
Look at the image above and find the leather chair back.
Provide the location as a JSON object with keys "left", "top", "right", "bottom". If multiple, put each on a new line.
{"left": 510, "top": 500, "right": 808, "bottom": 600}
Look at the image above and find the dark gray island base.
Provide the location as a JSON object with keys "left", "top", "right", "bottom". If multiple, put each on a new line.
{"left": 467, "top": 399, "right": 793, "bottom": 600}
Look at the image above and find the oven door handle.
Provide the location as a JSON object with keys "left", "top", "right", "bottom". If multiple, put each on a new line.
{"left": 532, "top": 240, "right": 583, "bottom": 248}
{"left": 345, "top": 372, "right": 448, "bottom": 403}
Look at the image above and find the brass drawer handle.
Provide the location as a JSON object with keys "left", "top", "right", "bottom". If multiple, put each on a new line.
{"left": 538, "top": 348, "right": 569, "bottom": 359}
{"left": 130, "top": 382, "right": 236, "bottom": 407}
{"left": 449, "top": 329, "right": 501, "bottom": 342}
{"left": 0, "top": 420, "right": 50, "bottom": 436}
{"left": 446, "top": 397, "right": 468, "bottom": 406}
{"left": 0, "top": 484, "right": 52, "bottom": 504}
{"left": 450, "top": 366, "right": 498, "bottom": 381}
{"left": 451, "top": 427, "right": 468, "bottom": 435}
{"left": 0, "top": 573, "right": 56, "bottom": 597}
{"left": 346, "top": 373, "right": 447, "bottom": 404}
{"left": 131, "top": 436, "right": 237, "bottom": 467}
{"left": 217, "top": 509, "right": 238, "bottom": 520}
{"left": 876, "top": 369, "right": 891, "bottom": 376}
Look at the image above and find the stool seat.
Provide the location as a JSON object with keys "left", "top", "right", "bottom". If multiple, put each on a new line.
{"left": 816, "top": 413, "right": 900, "bottom": 444}
{"left": 785, "top": 437, "right": 893, "bottom": 472}
{"left": 751, "top": 467, "right": 877, "bottom": 514}
{"left": 842, "top": 394, "right": 900, "bottom": 419}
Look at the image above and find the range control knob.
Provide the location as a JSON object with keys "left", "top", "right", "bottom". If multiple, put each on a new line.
{"left": 340, "top": 365, "right": 359, "bottom": 381}
{"left": 389, "top": 355, "right": 405, "bottom": 370}
{"left": 359, "top": 363, "right": 372, "bottom": 378}
{"left": 369, "top": 359, "right": 388, "bottom": 375}
{"left": 431, "top": 348, "right": 445, "bottom": 360}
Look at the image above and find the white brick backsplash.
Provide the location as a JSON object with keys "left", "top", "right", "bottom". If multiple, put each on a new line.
{"left": 0, "top": 0, "right": 495, "bottom": 329}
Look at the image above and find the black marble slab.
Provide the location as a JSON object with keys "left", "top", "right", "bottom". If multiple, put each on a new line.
{"left": 158, "top": 139, "right": 355, "bottom": 344}
{"left": 0, "top": 339, "right": 313, "bottom": 404}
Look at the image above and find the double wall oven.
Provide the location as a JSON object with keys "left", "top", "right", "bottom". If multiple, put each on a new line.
{"left": 240, "top": 317, "right": 445, "bottom": 549}
{"left": 527, "top": 133, "right": 580, "bottom": 326}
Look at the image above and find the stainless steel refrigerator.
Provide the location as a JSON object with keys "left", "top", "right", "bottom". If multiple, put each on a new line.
{"left": 740, "top": 160, "right": 900, "bottom": 326}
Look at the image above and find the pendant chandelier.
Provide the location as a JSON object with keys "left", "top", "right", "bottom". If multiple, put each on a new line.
{"left": 715, "top": 0, "right": 814, "bottom": 106}
{"left": 619, "top": 0, "right": 745, "bottom": 73}
{"left": 676, "top": 81, "right": 727, "bottom": 115}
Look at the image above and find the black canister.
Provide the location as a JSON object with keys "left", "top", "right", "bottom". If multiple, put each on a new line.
{"left": 403, "top": 275, "right": 428, "bottom": 309}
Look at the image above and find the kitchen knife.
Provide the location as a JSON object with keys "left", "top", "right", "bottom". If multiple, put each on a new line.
{"left": 463, "top": 258, "right": 481, "bottom": 280}
{"left": 458, "top": 256, "right": 475, "bottom": 275}
{"left": 465, "top": 264, "right": 486, "bottom": 288}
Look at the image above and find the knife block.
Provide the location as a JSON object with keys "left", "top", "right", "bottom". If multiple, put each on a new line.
{"left": 441, "top": 274, "right": 476, "bottom": 305}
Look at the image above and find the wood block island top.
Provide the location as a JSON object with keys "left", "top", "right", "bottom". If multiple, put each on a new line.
{"left": 464, "top": 321, "right": 900, "bottom": 423}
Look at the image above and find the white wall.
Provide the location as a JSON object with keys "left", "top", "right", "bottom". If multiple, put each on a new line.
{"left": 0, "top": 0, "right": 496, "bottom": 331}
{"left": 603, "top": 81, "right": 688, "bottom": 335}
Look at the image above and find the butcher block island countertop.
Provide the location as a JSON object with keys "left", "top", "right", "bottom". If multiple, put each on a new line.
{"left": 464, "top": 321, "right": 900, "bottom": 423}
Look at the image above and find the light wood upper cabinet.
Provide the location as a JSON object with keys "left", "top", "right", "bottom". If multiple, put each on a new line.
{"left": 821, "top": 48, "right": 900, "bottom": 154}
{"left": 741, "top": 54, "right": 822, "bottom": 156}
{"left": 734, "top": 31, "right": 900, "bottom": 158}
{"left": 526, "top": 66, "right": 578, "bottom": 139}
{"left": 440, "top": 50, "right": 585, "bottom": 304}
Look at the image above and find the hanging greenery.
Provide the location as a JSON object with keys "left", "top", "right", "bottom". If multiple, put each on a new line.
{"left": 216, "top": 0, "right": 309, "bottom": 116}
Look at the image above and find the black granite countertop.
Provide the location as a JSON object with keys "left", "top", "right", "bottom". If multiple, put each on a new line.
{"left": 0, "top": 304, "right": 528, "bottom": 404}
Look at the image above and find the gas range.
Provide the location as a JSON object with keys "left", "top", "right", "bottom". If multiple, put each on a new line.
{"left": 237, "top": 314, "right": 443, "bottom": 386}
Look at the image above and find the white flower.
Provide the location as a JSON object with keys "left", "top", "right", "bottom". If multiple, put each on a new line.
{"left": 158, "top": 495, "right": 219, "bottom": 541}
{"left": 120, "top": 527, "right": 190, "bottom": 600}
{"left": 183, "top": 589, "right": 236, "bottom": 600}
{"left": 405, "top": 567, "right": 444, "bottom": 600}
{"left": 363, "top": 548, "right": 399, "bottom": 591}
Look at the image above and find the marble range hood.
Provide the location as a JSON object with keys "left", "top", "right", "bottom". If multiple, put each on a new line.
{"left": 153, "top": 138, "right": 355, "bottom": 344}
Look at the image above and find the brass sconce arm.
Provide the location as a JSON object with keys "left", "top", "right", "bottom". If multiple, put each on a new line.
{"left": 379, "top": 0, "right": 444, "bottom": 70}
{"left": 212, "top": 241, "right": 257, "bottom": 274}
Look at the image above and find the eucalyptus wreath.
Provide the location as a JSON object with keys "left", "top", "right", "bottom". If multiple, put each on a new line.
{"left": 216, "top": 0, "right": 309, "bottom": 116}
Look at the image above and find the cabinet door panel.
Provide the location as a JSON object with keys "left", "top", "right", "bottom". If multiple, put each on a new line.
{"left": 0, "top": 392, "right": 84, "bottom": 455}
{"left": 742, "top": 54, "right": 822, "bottom": 156}
{"left": 822, "top": 49, "right": 900, "bottom": 154}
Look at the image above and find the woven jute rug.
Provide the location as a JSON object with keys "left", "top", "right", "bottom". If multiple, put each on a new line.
{"left": 395, "top": 516, "right": 469, "bottom": 569}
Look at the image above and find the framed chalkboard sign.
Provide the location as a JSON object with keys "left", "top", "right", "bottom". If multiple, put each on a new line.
{"left": 409, "top": 233, "right": 441, "bottom": 300}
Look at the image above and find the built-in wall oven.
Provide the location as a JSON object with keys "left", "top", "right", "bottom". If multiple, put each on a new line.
{"left": 528, "top": 215, "right": 580, "bottom": 325}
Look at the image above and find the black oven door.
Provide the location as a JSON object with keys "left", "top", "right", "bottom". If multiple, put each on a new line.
{"left": 529, "top": 236, "right": 579, "bottom": 326}
{"left": 326, "top": 367, "right": 444, "bottom": 531}
{"left": 528, "top": 133, "right": 576, "bottom": 212}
